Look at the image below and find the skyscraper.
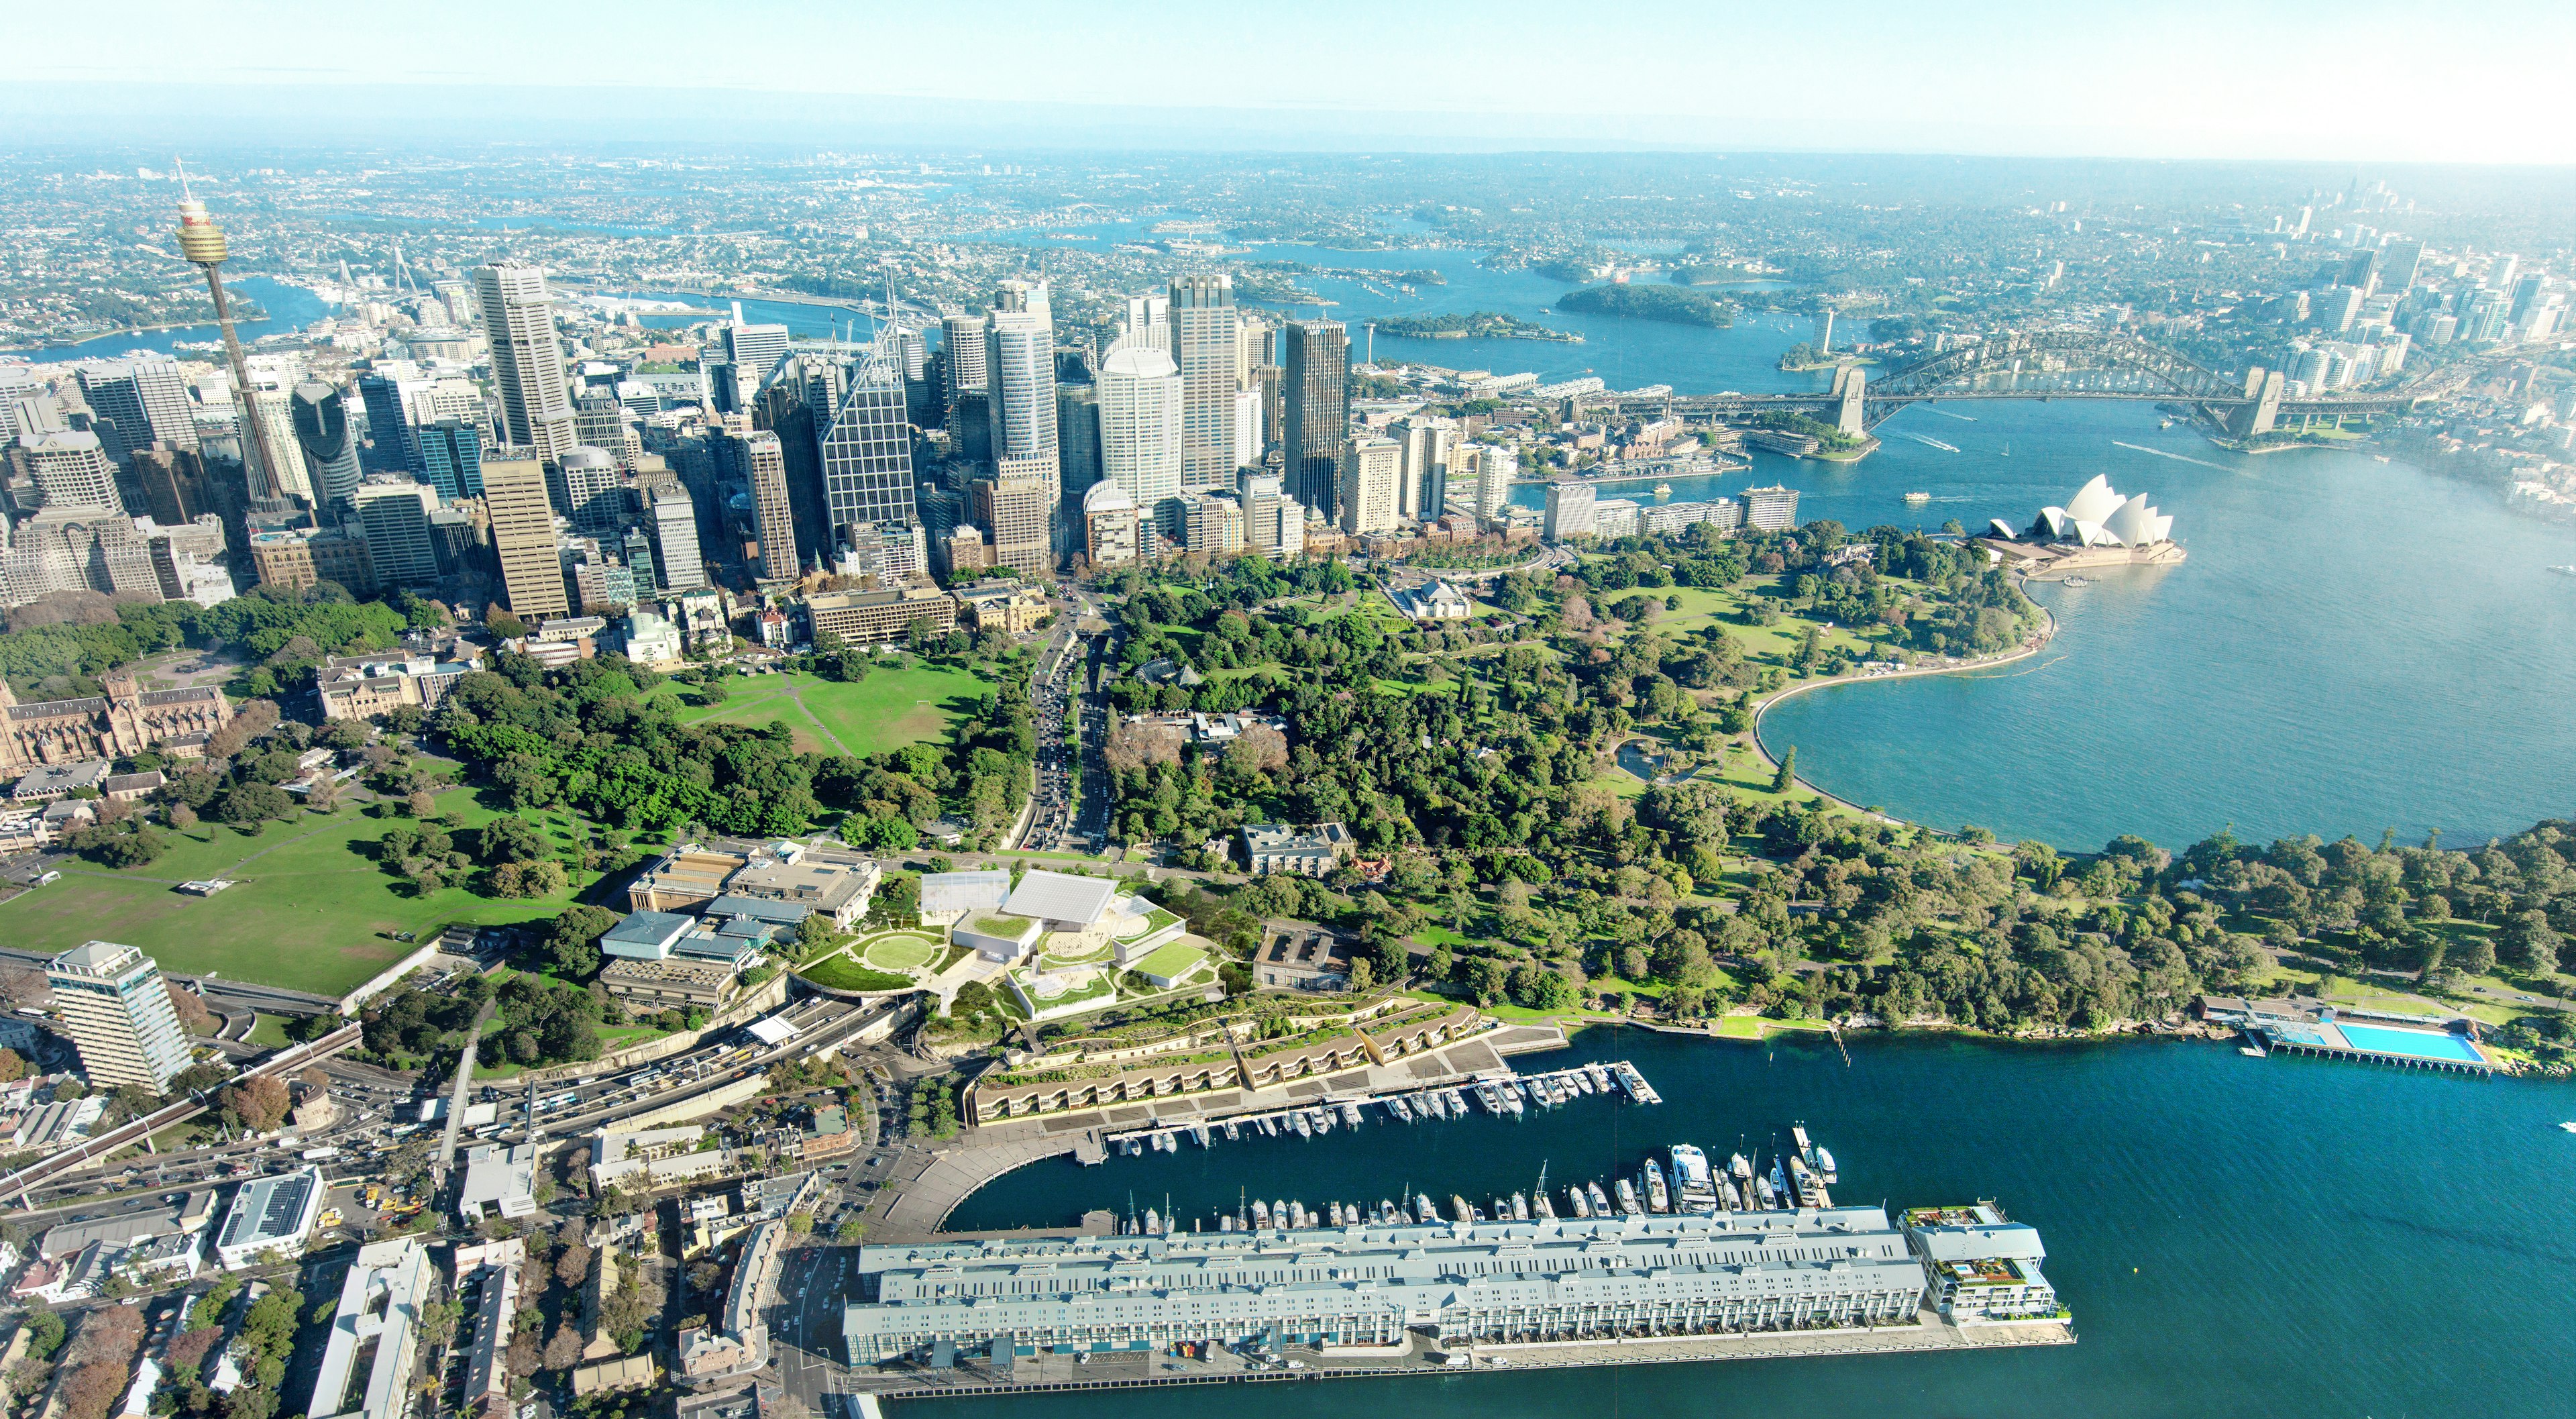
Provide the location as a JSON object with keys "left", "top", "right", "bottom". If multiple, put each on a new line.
{"left": 1169, "top": 274, "right": 1237, "bottom": 493}
{"left": 1282, "top": 320, "right": 1349, "bottom": 519}
{"left": 356, "top": 371, "right": 420, "bottom": 475}
{"left": 1057, "top": 382, "right": 1102, "bottom": 498}
{"left": 941, "top": 313, "right": 988, "bottom": 423}
{"left": 353, "top": 478, "right": 441, "bottom": 588}
{"left": 558, "top": 446, "right": 625, "bottom": 539}
{"left": 46, "top": 941, "right": 191, "bottom": 1094}
{"left": 1339, "top": 436, "right": 1401, "bottom": 536}
{"left": 416, "top": 420, "right": 483, "bottom": 501}
{"left": 741, "top": 431, "right": 800, "bottom": 581}
{"left": 15, "top": 428, "right": 124, "bottom": 512}
{"left": 985, "top": 291, "right": 1059, "bottom": 569}
{"left": 2379, "top": 240, "right": 2423, "bottom": 293}
{"left": 75, "top": 356, "right": 198, "bottom": 456}
{"left": 1472, "top": 441, "right": 1517, "bottom": 524}
{"left": 816, "top": 334, "right": 917, "bottom": 549}
{"left": 290, "top": 382, "right": 364, "bottom": 517}
{"left": 722, "top": 307, "right": 791, "bottom": 391}
{"left": 641, "top": 478, "right": 706, "bottom": 591}
{"left": 483, "top": 446, "right": 569, "bottom": 619}
{"left": 1097, "top": 343, "right": 1184, "bottom": 519}
{"left": 474, "top": 261, "right": 578, "bottom": 463}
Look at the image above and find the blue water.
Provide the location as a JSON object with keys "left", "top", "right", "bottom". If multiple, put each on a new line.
{"left": 2332, "top": 1023, "right": 2485, "bottom": 1063}
{"left": 932, "top": 1028, "right": 2576, "bottom": 1419}
{"left": 17, "top": 277, "right": 335, "bottom": 362}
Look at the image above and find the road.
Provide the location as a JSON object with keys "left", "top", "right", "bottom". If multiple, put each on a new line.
{"left": 1019, "top": 587, "right": 1105, "bottom": 852}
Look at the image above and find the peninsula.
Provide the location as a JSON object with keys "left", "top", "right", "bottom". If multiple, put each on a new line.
{"left": 1377, "top": 309, "right": 1582, "bottom": 342}
{"left": 1556, "top": 282, "right": 1735, "bottom": 327}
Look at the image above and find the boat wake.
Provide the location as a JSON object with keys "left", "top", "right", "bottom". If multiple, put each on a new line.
{"left": 1923, "top": 407, "right": 1978, "bottom": 421}
{"left": 1899, "top": 433, "right": 1962, "bottom": 453}
{"left": 2112, "top": 441, "right": 2233, "bottom": 472}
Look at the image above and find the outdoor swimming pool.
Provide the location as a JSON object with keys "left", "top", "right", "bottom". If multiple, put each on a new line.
{"left": 2331, "top": 1022, "right": 2487, "bottom": 1063}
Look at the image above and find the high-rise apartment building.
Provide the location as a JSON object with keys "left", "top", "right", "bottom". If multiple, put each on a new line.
{"left": 1338, "top": 437, "right": 1401, "bottom": 536}
{"left": 1392, "top": 415, "right": 1456, "bottom": 521}
{"left": 1472, "top": 441, "right": 1517, "bottom": 523}
{"left": 816, "top": 335, "right": 917, "bottom": 549}
{"left": 1282, "top": 321, "right": 1349, "bottom": 518}
{"left": 1097, "top": 344, "right": 1183, "bottom": 517}
{"left": 741, "top": 431, "right": 800, "bottom": 581}
{"left": 482, "top": 447, "right": 569, "bottom": 619}
{"left": 47, "top": 941, "right": 192, "bottom": 1093}
{"left": 474, "top": 262, "right": 578, "bottom": 463}
{"left": 976, "top": 474, "right": 1055, "bottom": 575}
{"left": 1081, "top": 480, "right": 1140, "bottom": 568}
{"left": 1743, "top": 484, "right": 1802, "bottom": 532}
{"left": 290, "top": 382, "right": 364, "bottom": 516}
{"left": 1169, "top": 275, "right": 1237, "bottom": 493}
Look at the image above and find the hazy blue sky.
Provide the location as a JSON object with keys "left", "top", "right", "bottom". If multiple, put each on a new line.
{"left": 11, "top": 0, "right": 2572, "bottom": 161}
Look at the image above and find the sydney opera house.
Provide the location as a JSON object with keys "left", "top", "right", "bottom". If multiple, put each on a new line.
{"left": 1980, "top": 474, "right": 2185, "bottom": 574}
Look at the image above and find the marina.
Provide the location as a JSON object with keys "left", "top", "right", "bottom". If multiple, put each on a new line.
{"left": 1101, "top": 1061, "right": 1663, "bottom": 1158}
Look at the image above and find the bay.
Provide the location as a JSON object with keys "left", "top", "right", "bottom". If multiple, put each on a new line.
{"left": 934, "top": 1027, "right": 2576, "bottom": 1419}
{"left": 16, "top": 276, "right": 335, "bottom": 363}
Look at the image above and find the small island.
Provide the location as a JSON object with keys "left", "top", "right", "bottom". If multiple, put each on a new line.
{"left": 1557, "top": 283, "right": 1735, "bottom": 328}
{"left": 1377, "top": 310, "right": 1582, "bottom": 343}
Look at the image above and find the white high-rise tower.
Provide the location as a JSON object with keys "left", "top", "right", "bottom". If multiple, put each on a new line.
{"left": 474, "top": 261, "right": 577, "bottom": 463}
{"left": 1169, "top": 274, "right": 1237, "bottom": 494}
{"left": 1097, "top": 342, "right": 1183, "bottom": 517}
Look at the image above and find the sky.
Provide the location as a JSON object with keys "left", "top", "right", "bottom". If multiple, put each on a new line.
{"left": 9, "top": 0, "right": 2575, "bottom": 162}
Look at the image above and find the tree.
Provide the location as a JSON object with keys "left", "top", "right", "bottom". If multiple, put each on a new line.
{"left": 166, "top": 801, "right": 198, "bottom": 831}
{"left": 543, "top": 905, "right": 619, "bottom": 978}
{"left": 541, "top": 1323, "right": 583, "bottom": 1373}
{"left": 2498, "top": 912, "right": 2562, "bottom": 975}
{"left": 485, "top": 606, "right": 526, "bottom": 640}
{"left": 215, "top": 782, "right": 292, "bottom": 827}
{"left": 406, "top": 789, "right": 437, "bottom": 819}
{"left": 223, "top": 1074, "right": 292, "bottom": 1132}
{"left": 0, "top": 1049, "right": 25, "bottom": 1083}
{"left": 1770, "top": 745, "right": 1796, "bottom": 794}
{"left": 166, "top": 984, "right": 216, "bottom": 1034}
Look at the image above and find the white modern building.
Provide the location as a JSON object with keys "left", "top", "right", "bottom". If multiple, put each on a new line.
{"left": 214, "top": 1166, "right": 326, "bottom": 1269}
{"left": 1097, "top": 343, "right": 1183, "bottom": 515}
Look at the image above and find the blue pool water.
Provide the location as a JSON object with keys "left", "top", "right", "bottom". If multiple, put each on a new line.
{"left": 2332, "top": 1023, "right": 2486, "bottom": 1063}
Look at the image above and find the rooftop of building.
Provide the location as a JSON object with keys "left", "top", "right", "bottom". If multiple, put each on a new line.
{"left": 1002, "top": 870, "right": 1121, "bottom": 927}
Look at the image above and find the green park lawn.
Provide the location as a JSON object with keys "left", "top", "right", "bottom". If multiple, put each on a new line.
{"left": 0, "top": 788, "right": 587, "bottom": 998}
{"left": 651, "top": 664, "right": 987, "bottom": 758}
{"left": 1642, "top": 582, "right": 1888, "bottom": 664}
{"left": 859, "top": 932, "right": 945, "bottom": 974}
{"left": 1134, "top": 940, "right": 1208, "bottom": 981}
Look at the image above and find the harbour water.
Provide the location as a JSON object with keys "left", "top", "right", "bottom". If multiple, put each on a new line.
{"left": 13, "top": 276, "right": 333, "bottom": 363}
{"left": 935, "top": 1027, "right": 2576, "bottom": 1418}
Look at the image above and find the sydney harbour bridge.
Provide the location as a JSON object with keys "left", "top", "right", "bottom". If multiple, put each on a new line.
{"left": 1601, "top": 327, "right": 2469, "bottom": 437}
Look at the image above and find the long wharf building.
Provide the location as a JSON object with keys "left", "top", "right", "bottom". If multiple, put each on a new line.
{"left": 843, "top": 1208, "right": 1931, "bottom": 1363}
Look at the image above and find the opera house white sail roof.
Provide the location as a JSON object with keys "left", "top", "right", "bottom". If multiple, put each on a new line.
{"left": 2008, "top": 474, "right": 2175, "bottom": 547}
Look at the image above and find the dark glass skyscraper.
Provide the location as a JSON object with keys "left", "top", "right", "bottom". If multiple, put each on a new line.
{"left": 356, "top": 372, "right": 417, "bottom": 475}
{"left": 1282, "top": 319, "right": 1349, "bottom": 518}
{"left": 816, "top": 334, "right": 916, "bottom": 547}
{"left": 416, "top": 419, "right": 483, "bottom": 501}
{"left": 290, "top": 382, "right": 363, "bottom": 517}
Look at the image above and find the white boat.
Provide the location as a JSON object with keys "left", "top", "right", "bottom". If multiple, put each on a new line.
{"left": 1567, "top": 1186, "right": 1593, "bottom": 1218}
{"left": 1191, "top": 1124, "right": 1210, "bottom": 1148}
{"left": 1144, "top": 1208, "right": 1160, "bottom": 1234}
{"left": 1250, "top": 1199, "right": 1271, "bottom": 1228}
{"left": 2560, "top": 1121, "right": 2576, "bottom": 1133}
{"left": 1257, "top": 1114, "right": 1279, "bottom": 1137}
{"left": 1511, "top": 1192, "right": 1530, "bottom": 1220}
{"left": 1289, "top": 1202, "right": 1307, "bottom": 1229}
{"left": 1501, "top": 1086, "right": 1525, "bottom": 1118}
{"left": 1642, "top": 1159, "right": 1671, "bottom": 1213}
{"left": 1224, "top": 1121, "right": 1240, "bottom": 1141}
{"left": 1274, "top": 1199, "right": 1289, "bottom": 1226}
{"left": 1587, "top": 1063, "right": 1613, "bottom": 1093}
{"left": 1122, "top": 1138, "right": 1142, "bottom": 1157}
{"left": 1613, "top": 1178, "right": 1640, "bottom": 1215}
{"left": 1729, "top": 1152, "right": 1753, "bottom": 1180}
{"left": 1380, "top": 1198, "right": 1399, "bottom": 1223}
{"left": 2551, "top": 566, "right": 2576, "bottom": 578}
{"left": 1904, "top": 490, "right": 1931, "bottom": 503}
{"left": 1447, "top": 1088, "right": 1470, "bottom": 1115}
{"left": 1653, "top": 482, "right": 1672, "bottom": 496}
{"left": 1754, "top": 1173, "right": 1776, "bottom": 1208}
{"left": 1570, "top": 1069, "right": 1595, "bottom": 1096}
{"left": 1387, "top": 1095, "right": 1413, "bottom": 1124}
{"left": 1416, "top": 1193, "right": 1439, "bottom": 1222}
{"left": 1220, "top": 1214, "right": 1235, "bottom": 1232}
{"left": 1813, "top": 1146, "right": 1837, "bottom": 1184}
{"left": 1340, "top": 1102, "right": 1364, "bottom": 1128}
{"left": 1452, "top": 1194, "right": 1477, "bottom": 1224}
{"left": 1475, "top": 1082, "right": 1506, "bottom": 1114}
{"left": 1291, "top": 1112, "right": 1313, "bottom": 1139}
{"left": 1534, "top": 1190, "right": 1556, "bottom": 1219}
{"left": 1313, "top": 1107, "right": 1334, "bottom": 1134}
{"left": 1587, "top": 1181, "right": 1612, "bottom": 1215}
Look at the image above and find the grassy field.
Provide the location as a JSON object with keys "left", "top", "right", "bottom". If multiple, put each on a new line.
{"left": 1134, "top": 940, "right": 1208, "bottom": 980}
{"left": 651, "top": 664, "right": 987, "bottom": 757}
{"left": 1638, "top": 580, "right": 1889, "bottom": 664}
{"left": 859, "top": 932, "right": 945, "bottom": 973}
{"left": 0, "top": 788, "right": 587, "bottom": 998}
